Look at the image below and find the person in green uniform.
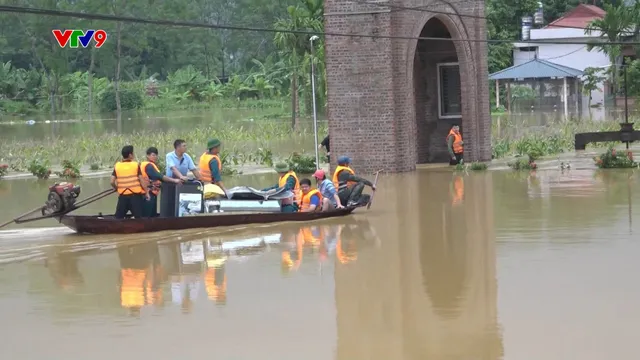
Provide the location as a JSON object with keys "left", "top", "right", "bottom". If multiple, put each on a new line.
{"left": 262, "top": 162, "right": 299, "bottom": 213}
{"left": 141, "top": 147, "right": 182, "bottom": 217}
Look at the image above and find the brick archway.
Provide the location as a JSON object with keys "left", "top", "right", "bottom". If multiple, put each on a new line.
{"left": 408, "top": 13, "right": 475, "bottom": 163}
{"left": 324, "top": 0, "right": 491, "bottom": 173}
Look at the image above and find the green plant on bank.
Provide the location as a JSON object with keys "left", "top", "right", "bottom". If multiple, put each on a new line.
{"left": 0, "top": 164, "right": 8, "bottom": 179}
{"left": 55, "top": 160, "right": 81, "bottom": 179}
{"left": 593, "top": 147, "right": 638, "bottom": 168}
{"left": 27, "top": 159, "right": 52, "bottom": 179}
{"left": 455, "top": 160, "right": 487, "bottom": 171}
{"left": 490, "top": 117, "right": 621, "bottom": 160}
{"left": 470, "top": 162, "right": 488, "bottom": 170}
{"left": 507, "top": 155, "right": 537, "bottom": 171}
{"left": 90, "top": 163, "right": 100, "bottom": 171}
{"left": 286, "top": 153, "right": 317, "bottom": 174}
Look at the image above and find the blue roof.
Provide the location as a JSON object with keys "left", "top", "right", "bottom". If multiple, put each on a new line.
{"left": 489, "top": 58, "right": 584, "bottom": 80}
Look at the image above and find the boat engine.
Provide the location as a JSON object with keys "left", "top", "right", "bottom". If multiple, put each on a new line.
{"left": 42, "top": 182, "right": 81, "bottom": 216}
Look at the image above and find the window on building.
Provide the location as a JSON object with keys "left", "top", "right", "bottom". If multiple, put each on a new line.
{"left": 437, "top": 63, "right": 462, "bottom": 118}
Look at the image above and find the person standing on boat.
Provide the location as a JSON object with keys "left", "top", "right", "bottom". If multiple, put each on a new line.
{"left": 298, "top": 178, "right": 322, "bottom": 212}
{"left": 198, "top": 139, "right": 227, "bottom": 194}
{"left": 141, "top": 147, "right": 183, "bottom": 217}
{"left": 166, "top": 139, "right": 201, "bottom": 180}
{"left": 446, "top": 125, "right": 464, "bottom": 165}
{"left": 333, "top": 156, "right": 375, "bottom": 207}
{"left": 111, "top": 145, "right": 147, "bottom": 219}
{"left": 312, "top": 169, "right": 344, "bottom": 211}
{"left": 263, "top": 162, "right": 300, "bottom": 213}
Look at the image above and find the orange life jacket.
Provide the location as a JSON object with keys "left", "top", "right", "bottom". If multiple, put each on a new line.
{"left": 114, "top": 161, "right": 145, "bottom": 195}
{"left": 299, "top": 189, "right": 322, "bottom": 212}
{"left": 279, "top": 171, "right": 300, "bottom": 204}
{"left": 301, "top": 226, "right": 322, "bottom": 246}
{"left": 281, "top": 230, "right": 304, "bottom": 270}
{"left": 204, "top": 267, "right": 227, "bottom": 303}
{"left": 336, "top": 236, "right": 357, "bottom": 264}
{"left": 140, "top": 160, "right": 161, "bottom": 196}
{"left": 199, "top": 152, "right": 222, "bottom": 183}
{"left": 120, "top": 268, "right": 146, "bottom": 308}
{"left": 332, "top": 165, "right": 356, "bottom": 191}
{"left": 447, "top": 129, "right": 463, "bottom": 154}
{"left": 452, "top": 176, "right": 464, "bottom": 205}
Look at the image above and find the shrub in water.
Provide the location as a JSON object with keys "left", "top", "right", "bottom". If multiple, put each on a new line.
{"left": 55, "top": 160, "right": 81, "bottom": 178}
{"left": 0, "top": 164, "right": 8, "bottom": 179}
{"left": 27, "top": 159, "right": 51, "bottom": 179}
{"left": 594, "top": 148, "right": 637, "bottom": 168}
{"left": 470, "top": 162, "right": 488, "bottom": 171}
{"left": 287, "top": 153, "right": 316, "bottom": 174}
{"left": 508, "top": 155, "right": 537, "bottom": 171}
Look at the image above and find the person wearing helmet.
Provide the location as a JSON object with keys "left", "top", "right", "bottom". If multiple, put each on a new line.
{"left": 332, "top": 156, "right": 375, "bottom": 207}
{"left": 313, "top": 169, "right": 344, "bottom": 211}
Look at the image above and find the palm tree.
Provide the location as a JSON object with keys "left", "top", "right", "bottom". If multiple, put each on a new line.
{"left": 274, "top": 0, "right": 323, "bottom": 130}
{"left": 585, "top": 2, "right": 638, "bottom": 102}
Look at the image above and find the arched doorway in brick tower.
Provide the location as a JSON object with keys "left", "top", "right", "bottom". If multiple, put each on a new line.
{"left": 409, "top": 15, "right": 474, "bottom": 163}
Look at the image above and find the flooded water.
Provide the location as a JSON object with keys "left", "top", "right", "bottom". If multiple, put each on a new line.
{"left": 0, "top": 169, "right": 639, "bottom": 359}
{"left": 0, "top": 109, "right": 295, "bottom": 141}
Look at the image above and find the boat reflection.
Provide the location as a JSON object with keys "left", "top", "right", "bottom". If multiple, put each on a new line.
{"left": 117, "top": 242, "right": 164, "bottom": 316}
{"left": 109, "top": 218, "right": 376, "bottom": 313}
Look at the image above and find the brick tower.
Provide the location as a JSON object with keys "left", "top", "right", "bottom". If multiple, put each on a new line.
{"left": 324, "top": 0, "right": 492, "bottom": 173}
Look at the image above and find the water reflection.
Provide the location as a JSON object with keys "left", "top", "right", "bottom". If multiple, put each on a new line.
{"left": 32, "top": 219, "right": 377, "bottom": 317}
{"left": 334, "top": 172, "right": 502, "bottom": 359}
{"left": 117, "top": 242, "right": 164, "bottom": 315}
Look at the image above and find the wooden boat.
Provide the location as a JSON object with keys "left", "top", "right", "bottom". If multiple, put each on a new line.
{"left": 59, "top": 206, "right": 359, "bottom": 235}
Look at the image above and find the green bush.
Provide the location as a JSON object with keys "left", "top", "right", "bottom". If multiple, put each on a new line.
{"left": 99, "top": 88, "right": 144, "bottom": 112}
{"left": 286, "top": 153, "right": 316, "bottom": 174}
{"left": 507, "top": 155, "right": 537, "bottom": 171}
{"left": 594, "top": 148, "right": 637, "bottom": 168}
{"left": 470, "top": 162, "right": 488, "bottom": 171}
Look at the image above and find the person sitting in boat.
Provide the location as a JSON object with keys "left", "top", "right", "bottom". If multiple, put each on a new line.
{"left": 333, "top": 156, "right": 375, "bottom": 207}
{"left": 263, "top": 162, "right": 300, "bottom": 213}
{"left": 198, "top": 138, "right": 227, "bottom": 196}
{"left": 312, "top": 169, "right": 344, "bottom": 211}
{"left": 298, "top": 178, "right": 322, "bottom": 212}
{"left": 111, "top": 145, "right": 148, "bottom": 219}
{"left": 141, "top": 146, "right": 183, "bottom": 217}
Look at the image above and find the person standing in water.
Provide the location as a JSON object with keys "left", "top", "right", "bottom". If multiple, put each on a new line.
{"left": 446, "top": 125, "right": 464, "bottom": 165}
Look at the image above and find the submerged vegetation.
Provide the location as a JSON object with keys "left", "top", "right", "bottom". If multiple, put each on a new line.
{"left": 0, "top": 121, "right": 327, "bottom": 177}
{"left": 491, "top": 116, "right": 622, "bottom": 160}
{"left": 594, "top": 147, "right": 638, "bottom": 169}
{"left": 0, "top": 115, "right": 633, "bottom": 180}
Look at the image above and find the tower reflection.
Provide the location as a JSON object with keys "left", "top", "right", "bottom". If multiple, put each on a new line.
{"left": 335, "top": 172, "right": 503, "bottom": 360}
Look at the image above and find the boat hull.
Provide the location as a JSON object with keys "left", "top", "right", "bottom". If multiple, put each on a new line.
{"left": 60, "top": 207, "right": 358, "bottom": 234}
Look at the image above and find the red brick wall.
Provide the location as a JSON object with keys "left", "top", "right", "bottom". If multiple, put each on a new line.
{"left": 325, "top": 0, "right": 491, "bottom": 174}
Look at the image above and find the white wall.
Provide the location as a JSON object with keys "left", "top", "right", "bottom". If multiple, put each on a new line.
{"left": 512, "top": 38, "right": 610, "bottom": 107}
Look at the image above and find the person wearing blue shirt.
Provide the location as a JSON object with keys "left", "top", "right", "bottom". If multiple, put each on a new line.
{"left": 166, "top": 139, "right": 200, "bottom": 180}
{"left": 312, "top": 169, "right": 344, "bottom": 211}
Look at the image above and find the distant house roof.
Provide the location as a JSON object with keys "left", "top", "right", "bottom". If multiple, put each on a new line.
{"left": 489, "top": 58, "right": 584, "bottom": 80}
{"left": 545, "top": 4, "right": 605, "bottom": 29}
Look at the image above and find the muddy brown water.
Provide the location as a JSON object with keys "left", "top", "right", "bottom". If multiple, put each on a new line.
{"left": 0, "top": 169, "right": 639, "bottom": 359}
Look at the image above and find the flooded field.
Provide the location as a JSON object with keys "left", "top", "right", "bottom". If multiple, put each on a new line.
{"left": 0, "top": 169, "right": 638, "bottom": 359}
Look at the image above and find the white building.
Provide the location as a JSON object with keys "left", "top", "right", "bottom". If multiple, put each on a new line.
{"left": 512, "top": 4, "right": 609, "bottom": 109}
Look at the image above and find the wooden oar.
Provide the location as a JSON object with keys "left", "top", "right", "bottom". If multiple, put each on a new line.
{"left": 367, "top": 169, "right": 383, "bottom": 210}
